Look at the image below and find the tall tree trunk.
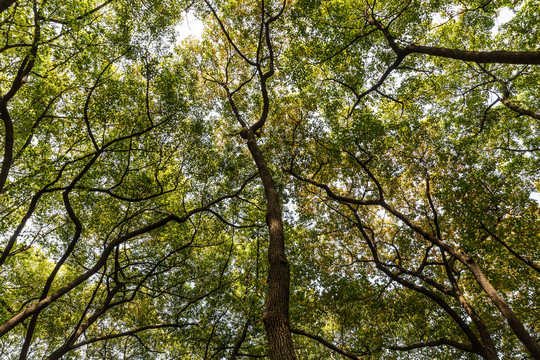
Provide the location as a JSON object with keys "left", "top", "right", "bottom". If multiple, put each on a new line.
{"left": 244, "top": 130, "right": 297, "bottom": 360}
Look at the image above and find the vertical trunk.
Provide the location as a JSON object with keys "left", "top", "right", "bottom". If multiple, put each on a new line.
{"left": 244, "top": 130, "right": 296, "bottom": 360}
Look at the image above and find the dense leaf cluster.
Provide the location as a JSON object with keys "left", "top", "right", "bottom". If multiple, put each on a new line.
{"left": 0, "top": 0, "right": 539, "bottom": 359}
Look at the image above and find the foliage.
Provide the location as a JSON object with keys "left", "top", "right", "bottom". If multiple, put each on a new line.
{"left": 0, "top": 0, "right": 539, "bottom": 359}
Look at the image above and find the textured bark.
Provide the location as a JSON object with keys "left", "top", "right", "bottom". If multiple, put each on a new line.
{"left": 406, "top": 45, "right": 540, "bottom": 64}
{"left": 244, "top": 130, "right": 296, "bottom": 360}
{"left": 211, "top": 0, "right": 294, "bottom": 354}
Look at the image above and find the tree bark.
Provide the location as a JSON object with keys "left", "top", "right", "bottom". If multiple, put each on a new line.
{"left": 0, "top": 108, "right": 13, "bottom": 194}
{"left": 244, "top": 130, "right": 296, "bottom": 360}
{"left": 405, "top": 45, "right": 540, "bottom": 64}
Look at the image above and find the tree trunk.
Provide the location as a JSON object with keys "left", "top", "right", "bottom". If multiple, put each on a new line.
{"left": 244, "top": 130, "right": 296, "bottom": 360}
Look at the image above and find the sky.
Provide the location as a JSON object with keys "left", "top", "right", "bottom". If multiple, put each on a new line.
{"left": 176, "top": 11, "right": 204, "bottom": 43}
{"left": 175, "top": 6, "right": 517, "bottom": 42}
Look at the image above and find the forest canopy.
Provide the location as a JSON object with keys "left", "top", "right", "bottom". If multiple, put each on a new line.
{"left": 0, "top": 0, "right": 539, "bottom": 359}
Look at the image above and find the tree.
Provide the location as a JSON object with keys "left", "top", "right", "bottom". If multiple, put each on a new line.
{"left": 0, "top": 0, "right": 539, "bottom": 359}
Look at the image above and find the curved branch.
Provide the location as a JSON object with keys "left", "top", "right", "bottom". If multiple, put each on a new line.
{"left": 348, "top": 53, "right": 407, "bottom": 115}
{"left": 481, "top": 225, "right": 540, "bottom": 274}
{"left": 288, "top": 169, "right": 380, "bottom": 206}
{"left": 204, "top": 0, "right": 256, "bottom": 66}
{"left": 0, "top": 4, "right": 40, "bottom": 193}
{"left": 479, "top": 65, "right": 540, "bottom": 120}
{"left": 291, "top": 328, "right": 362, "bottom": 360}
{"left": 499, "top": 97, "right": 540, "bottom": 120}
{"left": 314, "top": 29, "right": 378, "bottom": 65}
{"left": 350, "top": 211, "right": 484, "bottom": 354}
{"left": 66, "top": 323, "right": 196, "bottom": 351}
{"left": 229, "top": 318, "right": 250, "bottom": 360}
{"left": 293, "top": 166, "right": 540, "bottom": 358}
{"left": 369, "top": 15, "right": 540, "bottom": 65}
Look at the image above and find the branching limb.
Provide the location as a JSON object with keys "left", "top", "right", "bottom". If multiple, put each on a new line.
{"left": 229, "top": 318, "right": 251, "bottom": 360}
{"left": 288, "top": 169, "right": 380, "bottom": 206}
{"left": 63, "top": 323, "right": 197, "bottom": 352}
{"left": 291, "top": 328, "right": 363, "bottom": 360}
{"left": 291, "top": 161, "right": 540, "bottom": 358}
{"left": 351, "top": 211, "right": 484, "bottom": 355}
{"left": 204, "top": 0, "right": 256, "bottom": 66}
{"left": 0, "top": 175, "right": 254, "bottom": 337}
{"left": 440, "top": 251, "right": 499, "bottom": 357}
{"left": 84, "top": 55, "right": 124, "bottom": 151}
{"left": 367, "top": 13, "right": 540, "bottom": 64}
{"left": 425, "top": 171, "right": 441, "bottom": 239}
{"left": 478, "top": 65, "right": 540, "bottom": 120}
{"left": 0, "top": 2, "right": 40, "bottom": 193}
{"left": 407, "top": 45, "right": 540, "bottom": 65}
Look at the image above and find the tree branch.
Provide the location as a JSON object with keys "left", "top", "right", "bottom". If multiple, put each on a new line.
{"left": 291, "top": 328, "right": 363, "bottom": 360}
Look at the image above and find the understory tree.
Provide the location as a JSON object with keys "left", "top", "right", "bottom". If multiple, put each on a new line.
{"left": 0, "top": 0, "right": 538, "bottom": 359}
